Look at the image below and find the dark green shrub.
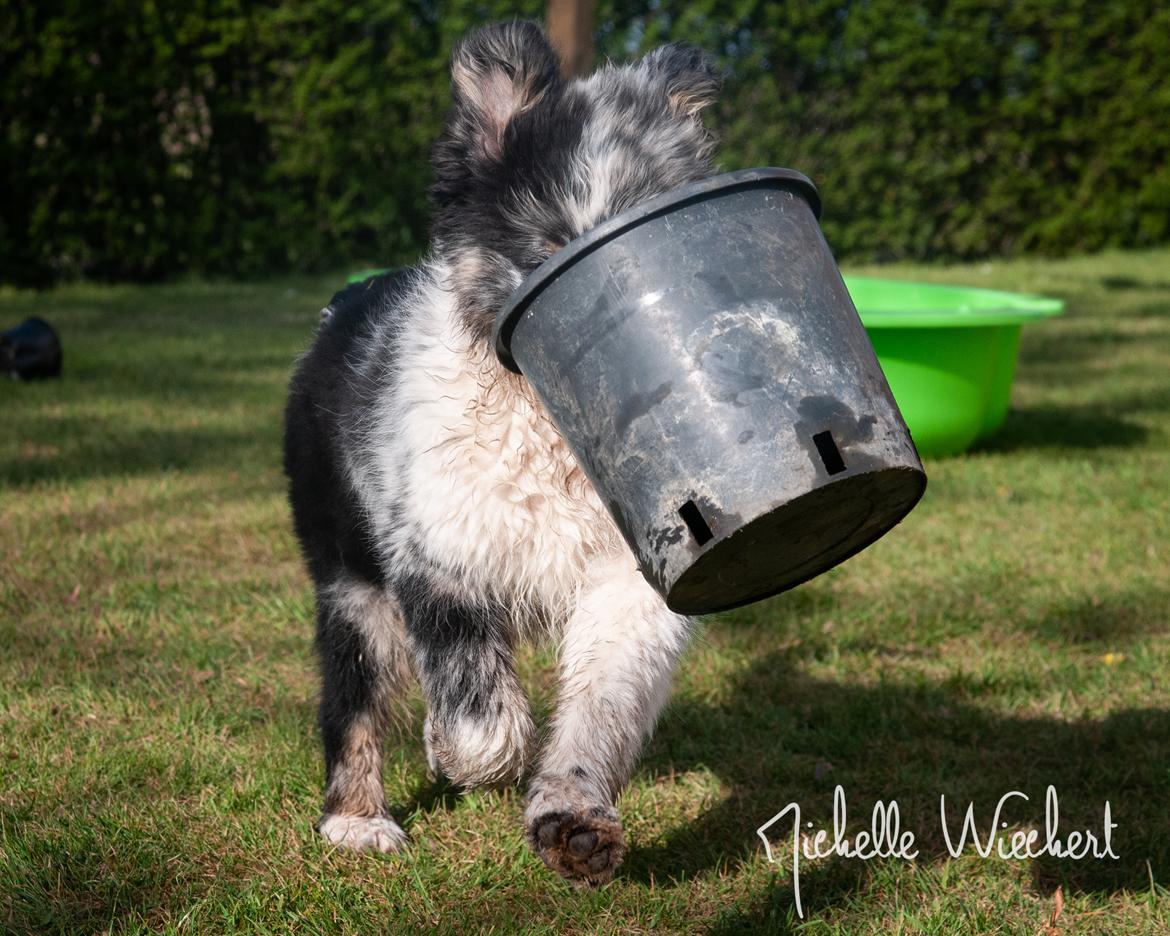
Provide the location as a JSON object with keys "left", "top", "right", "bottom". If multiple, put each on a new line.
{"left": 598, "top": 0, "right": 1170, "bottom": 261}
{"left": 2, "top": 0, "right": 1167, "bottom": 285}
{"left": 2, "top": 2, "right": 274, "bottom": 284}
{"left": 0, "top": 0, "right": 536, "bottom": 285}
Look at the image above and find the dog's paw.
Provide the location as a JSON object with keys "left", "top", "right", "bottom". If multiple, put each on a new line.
{"left": 318, "top": 814, "right": 409, "bottom": 854}
{"left": 527, "top": 805, "right": 625, "bottom": 887}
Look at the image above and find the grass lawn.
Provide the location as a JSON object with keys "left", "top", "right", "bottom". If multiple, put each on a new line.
{"left": 2, "top": 249, "right": 1168, "bottom": 935}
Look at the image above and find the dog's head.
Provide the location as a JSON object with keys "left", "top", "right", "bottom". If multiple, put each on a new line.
{"left": 431, "top": 20, "right": 721, "bottom": 340}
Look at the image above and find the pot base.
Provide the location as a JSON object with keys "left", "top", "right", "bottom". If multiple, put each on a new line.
{"left": 666, "top": 466, "right": 926, "bottom": 615}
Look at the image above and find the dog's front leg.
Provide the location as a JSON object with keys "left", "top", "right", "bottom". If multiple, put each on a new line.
{"left": 403, "top": 584, "right": 535, "bottom": 790}
{"left": 526, "top": 556, "right": 692, "bottom": 886}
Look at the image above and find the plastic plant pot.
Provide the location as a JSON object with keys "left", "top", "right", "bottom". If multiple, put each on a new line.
{"left": 1, "top": 317, "right": 62, "bottom": 380}
{"left": 843, "top": 278, "right": 1064, "bottom": 456}
{"left": 344, "top": 271, "right": 1064, "bottom": 458}
{"left": 493, "top": 168, "right": 927, "bottom": 615}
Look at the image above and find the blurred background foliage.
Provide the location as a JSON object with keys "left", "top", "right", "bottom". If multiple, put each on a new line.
{"left": 3, "top": 0, "right": 1168, "bottom": 286}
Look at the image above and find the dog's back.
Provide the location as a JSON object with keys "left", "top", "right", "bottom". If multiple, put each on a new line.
{"left": 284, "top": 270, "right": 414, "bottom": 588}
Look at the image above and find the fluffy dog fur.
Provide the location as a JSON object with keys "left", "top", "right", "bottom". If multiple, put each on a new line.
{"left": 283, "top": 20, "right": 720, "bottom": 886}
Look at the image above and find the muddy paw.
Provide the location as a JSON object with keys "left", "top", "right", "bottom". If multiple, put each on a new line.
{"left": 528, "top": 806, "right": 625, "bottom": 887}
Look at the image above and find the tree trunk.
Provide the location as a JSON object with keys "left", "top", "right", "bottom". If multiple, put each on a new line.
{"left": 546, "top": 0, "right": 595, "bottom": 78}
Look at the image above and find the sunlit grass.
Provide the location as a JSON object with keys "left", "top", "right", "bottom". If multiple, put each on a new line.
{"left": 2, "top": 251, "right": 1168, "bottom": 934}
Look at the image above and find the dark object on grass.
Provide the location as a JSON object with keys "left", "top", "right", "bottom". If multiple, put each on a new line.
{"left": 1, "top": 317, "right": 62, "bottom": 381}
{"left": 494, "top": 167, "right": 927, "bottom": 615}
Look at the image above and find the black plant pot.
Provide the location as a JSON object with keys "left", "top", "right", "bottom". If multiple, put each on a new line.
{"left": 494, "top": 168, "right": 926, "bottom": 615}
{"left": 2, "top": 317, "right": 62, "bottom": 381}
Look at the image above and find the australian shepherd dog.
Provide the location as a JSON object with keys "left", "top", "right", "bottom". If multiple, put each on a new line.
{"left": 284, "top": 20, "right": 719, "bottom": 886}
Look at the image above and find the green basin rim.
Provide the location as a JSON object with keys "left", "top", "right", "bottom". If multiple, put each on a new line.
{"left": 844, "top": 275, "right": 1064, "bottom": 328}
{"left": 348, "top": 269, "right": 1065, "bottom": 329}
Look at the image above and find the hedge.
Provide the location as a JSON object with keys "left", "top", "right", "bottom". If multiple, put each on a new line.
{"left": 3, "top": 0, "right": 1168, "bottom": 285}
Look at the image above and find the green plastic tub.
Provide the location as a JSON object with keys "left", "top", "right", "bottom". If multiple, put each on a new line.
{"left": 344, "top": 269, "right": 1062, "bottom": 458}
{"left": 844, "top": 276, "right": 1064, "bottom": 456}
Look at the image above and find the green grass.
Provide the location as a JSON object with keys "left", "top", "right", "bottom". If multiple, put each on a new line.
{"left": 2, "top": 249, "right": 1168, "bottom": 934}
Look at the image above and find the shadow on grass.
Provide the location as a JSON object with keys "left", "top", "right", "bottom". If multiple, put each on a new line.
{"left": 1, "top": 415, "right": 282, "bottom": 486}
{"left": 1019, "top": 328, "right": 1152, "bottom": 370}
{"left": 974, "top": 376, "right": 1170, "bottom": 454}
{"left": 404, "top": 776, "right": 464, "bottom": 818}
{"left": 972, "top": 405, "right": 1149, "bottom": 453}
{"left": 1, "top": 303, "right": 302, "bottom": 487}
{"left": 1029, "top": 589, "right": 1170, "bottom": 643}
{"left": 625, "top": 641, "right": 1170, "bottom": 924}
{"left": 1133, "top": 300, "right": 1170, "bottom": 319}
{"left": 1099, "top": 276, "right": 1170, "bottom": 292}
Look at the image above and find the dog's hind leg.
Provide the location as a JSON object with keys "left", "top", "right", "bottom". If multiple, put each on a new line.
{"left": 525, "top": 556, "right": 692, "bottom": 886}
{"left": 402, "top": 581, "right": 535, "bottom": 791}
{"left": 315, "top": 575, "right": 413, "bottom": 853}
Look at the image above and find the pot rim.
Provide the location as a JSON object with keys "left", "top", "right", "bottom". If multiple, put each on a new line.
{"left": 492, "top": 166, "right": 821, "bottom": 373}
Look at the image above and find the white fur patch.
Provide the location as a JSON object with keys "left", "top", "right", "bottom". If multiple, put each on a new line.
{"left": 428, "top": 704, "right": 535, "bottom": 789}
{"left": 320, "top": 576, "right": 410, "bottom": 679}
{"left": 357, "top": 262, "right": 624, "bottom": 627}
{"left": 563, "top": 63, "right": 716, "bottom": 237}
{"left": 536, "top": 557, "right": 691, "bottom": 799}
{"left": 319, "top": 814, "right": 409, "bottom": 854}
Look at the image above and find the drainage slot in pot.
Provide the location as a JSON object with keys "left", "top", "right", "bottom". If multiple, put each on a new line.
{"left": 678, "top": 500, "right": 714, "bottom": 546}
{"left": 813, "top": 430, "right": 846, "bottom": 475}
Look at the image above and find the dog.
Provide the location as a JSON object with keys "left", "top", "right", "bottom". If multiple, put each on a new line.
{"left": 283, "top": 20, "right": 720, "bottom": 886}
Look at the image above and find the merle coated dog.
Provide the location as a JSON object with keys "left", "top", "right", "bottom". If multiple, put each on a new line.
{"left": 284, "top": 20, "right": 720, "bottom": 886}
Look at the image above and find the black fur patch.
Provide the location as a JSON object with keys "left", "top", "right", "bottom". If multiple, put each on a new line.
{"left": 284, "top": 270, "right": 412, "bottom": 587}
{"left": 396, "top": 572, "right": 514, "bottom": 723}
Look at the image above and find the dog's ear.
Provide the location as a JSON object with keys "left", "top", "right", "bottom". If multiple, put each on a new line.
{"left": 440, "top": 21, "right": 560, "bottom": 165}
{"left": 640, "top": 43, "right": 721, "bottom": 117}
